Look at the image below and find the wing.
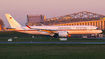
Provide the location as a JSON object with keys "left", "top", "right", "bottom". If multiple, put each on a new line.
{"left": 26, "top": 25, "right": 57, "bottom": 34}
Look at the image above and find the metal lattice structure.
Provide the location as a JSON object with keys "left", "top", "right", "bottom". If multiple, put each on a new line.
{"left": 28, "top": 11, "right": 105, "bottom": 26}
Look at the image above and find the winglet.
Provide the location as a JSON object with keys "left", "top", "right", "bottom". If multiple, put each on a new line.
{"left": 26, "top": 25, "right": 32, "bottom": 29}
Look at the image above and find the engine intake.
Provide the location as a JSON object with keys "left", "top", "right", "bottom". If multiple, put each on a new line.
{"left": 58, "top": 31, "right": 68, "bottom": 37}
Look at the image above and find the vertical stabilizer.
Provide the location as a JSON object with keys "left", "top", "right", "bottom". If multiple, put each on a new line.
{"left": 5, "top": 14, "right": 21, "bottom": 28}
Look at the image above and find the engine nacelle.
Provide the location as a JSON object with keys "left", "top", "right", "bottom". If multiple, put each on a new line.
{"left": 58, "top": 31, "right": 68, "bottom": 37}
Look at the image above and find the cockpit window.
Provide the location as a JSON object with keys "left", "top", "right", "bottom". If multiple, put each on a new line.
{"left": 96, "top": 28, "right": 100, "bottom": 29}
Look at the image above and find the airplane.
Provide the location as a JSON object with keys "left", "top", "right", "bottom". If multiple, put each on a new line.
{"left": 5, "top": 14, "right": 102, "bottom": 37}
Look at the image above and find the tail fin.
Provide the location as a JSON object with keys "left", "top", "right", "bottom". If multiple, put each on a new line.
{"left": 5, "top": 14, "right": 21, "bottom": 28}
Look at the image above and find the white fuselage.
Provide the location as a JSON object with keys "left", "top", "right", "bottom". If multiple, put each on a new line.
{"left": 14, "top": 25, "right": 102, "bottom": 35}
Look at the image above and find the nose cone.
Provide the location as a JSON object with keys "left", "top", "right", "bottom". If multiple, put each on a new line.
{"left": 99, "top": 30, "right": 102, "bottom": 33}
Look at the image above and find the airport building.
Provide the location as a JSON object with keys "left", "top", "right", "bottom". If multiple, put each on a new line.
{"left": 27, "top": 14, "right": 46, "bottom": 25}
{"left": 27, "top": 11, "right": 105, "bottom": 30}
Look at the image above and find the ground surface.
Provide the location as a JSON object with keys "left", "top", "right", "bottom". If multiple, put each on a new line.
{"left": 0, "top": 37, "right": 105, "bottom": 42}
{"left": 0, "top": 31, "right": 105, "bottom": 59}
{"left": 0, "top": 44, "right": 105, "bottom": 59}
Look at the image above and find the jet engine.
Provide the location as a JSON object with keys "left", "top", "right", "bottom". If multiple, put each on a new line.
{"left": 58, "top": 31, "right": 68, "bottom": 37}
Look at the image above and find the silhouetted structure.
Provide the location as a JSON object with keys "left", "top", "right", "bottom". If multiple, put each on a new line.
{"left": 0, "top": 18, "right": 4, "bottom": 30}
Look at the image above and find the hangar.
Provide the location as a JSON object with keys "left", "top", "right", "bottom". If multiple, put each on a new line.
{"left": 27, "top": 11, "right": 105, "bottom": 30}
